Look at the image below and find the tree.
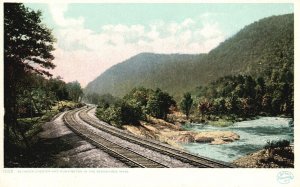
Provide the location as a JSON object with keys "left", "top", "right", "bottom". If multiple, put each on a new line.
{"left": 98, "top": 94, "right": 119, "bottom": 108}
{"left": 48, "top": 77, "right": 69, "bottom": 101}
{"left": 244, "top": 75, "right": 256, "bottom": 99}
{"left": 85, "top": 92, "right": 101, "bottom": 105}
{"left": 180, "top": 92, "right": 193, "bottom": 119}
{"left": 4, "top": 3, "right": 55, "bottom": 145}
{"left": 66, "top": 81, "right": 83, "bottom": 102}
{"left": 118, "top": 101, "right": 144, "bottom": 125}
{"left": 96, "top": 99, "right": 144, "bottom": 127}
{"left": 198, "top": 100, "right": 211, "bottom": 120}
{"left": 124, "top": 87, "right": 152, "bottom": 108}
{"left": 146, "top": 89, "right": 176, "bottom": 119}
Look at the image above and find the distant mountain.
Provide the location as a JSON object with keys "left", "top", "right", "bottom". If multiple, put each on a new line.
{"left": 85, "top": 14, "right": 293, "bottom": 98}
{"left": 85, "top": 53, "right": 205, "bottom": 97}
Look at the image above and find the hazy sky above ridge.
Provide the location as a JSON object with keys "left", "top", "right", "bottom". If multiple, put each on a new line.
{"left": 26, "top": 3, "right": 293, "bottom": 87}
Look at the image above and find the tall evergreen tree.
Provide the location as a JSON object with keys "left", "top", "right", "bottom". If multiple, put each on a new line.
{"left": 180, "top": 92, "right": 193, "bottom": 119}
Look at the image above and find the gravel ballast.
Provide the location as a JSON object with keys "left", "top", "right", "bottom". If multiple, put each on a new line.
{"left": 78, "top": 109, "right": 194, "bottom": 168}
{"left": 39, "top": 112, "right": 127, "bottom": 168}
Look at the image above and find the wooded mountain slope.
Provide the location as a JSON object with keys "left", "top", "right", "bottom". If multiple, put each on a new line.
{"left": 84, "top": 14, "right": 293, "bottom": 98}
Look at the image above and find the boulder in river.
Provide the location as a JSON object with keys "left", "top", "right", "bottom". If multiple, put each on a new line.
{"left": 194, "top": 131, "right": 240, "bottom": 145}
{"left": 163, "top": 131, "right": 240, "bottom": 144}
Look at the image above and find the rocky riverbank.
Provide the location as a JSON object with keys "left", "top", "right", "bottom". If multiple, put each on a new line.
{"left": 123, "top": 115, "right": 240, "bottom": 148}
{"left": 233, "top": 145, "right": 294, "bottom": 168}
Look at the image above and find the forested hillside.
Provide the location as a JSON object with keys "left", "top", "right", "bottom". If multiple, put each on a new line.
{"left": 85, "top": 14, "right": 293, "bottom": 99}
{"left": 191, "top": 13, "right": 293, "bottom": 81}
{"left": 85, "top": 53, "right": 204, "bottom": 97}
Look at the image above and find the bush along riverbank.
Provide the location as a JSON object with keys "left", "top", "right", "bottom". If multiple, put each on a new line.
{"left": 233, "top": 140, "right": 294, "bottom": 168}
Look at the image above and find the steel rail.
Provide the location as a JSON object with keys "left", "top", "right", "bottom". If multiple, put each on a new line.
{"left": 63, "top": 108, "right": 168, "bottom": 168}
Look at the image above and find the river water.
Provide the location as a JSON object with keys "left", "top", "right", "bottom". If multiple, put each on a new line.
{"left": 182, "top": 117, "right": 294, "bottom": 163}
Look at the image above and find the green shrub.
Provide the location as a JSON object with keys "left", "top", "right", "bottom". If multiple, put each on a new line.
{"left": 264, "top": 139, "right": 290, "bottom": 150}
{"left": 96, "top": 100, "right": 145, "bottom": 127}
{"left": 146, "top": 89, "right": 176, "bottom": 119}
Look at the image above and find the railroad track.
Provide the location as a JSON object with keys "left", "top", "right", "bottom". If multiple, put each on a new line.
{"left": 63, "top": 108, "right": 167, "bottom": 168}
{"left": 79, "top": 106, "right": 234, "bottom": 168}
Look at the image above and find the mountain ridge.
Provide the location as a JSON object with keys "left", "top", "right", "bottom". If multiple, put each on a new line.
{"left": 84, "top": 13, "right": 293, "bottom": 98}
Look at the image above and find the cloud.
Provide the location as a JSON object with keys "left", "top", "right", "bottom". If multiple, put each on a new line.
{"left": 199, "top": 23, "right": 223, "bottom": 39}
{"left": 48, "top": 6, "right": 225, "bottom": 87}
{"left": 48, "top": 3, "right": 84, "bottom": 28}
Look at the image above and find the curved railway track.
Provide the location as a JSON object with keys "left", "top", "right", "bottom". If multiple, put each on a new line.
{"left": 78, "top": 106, "right": 234, "bottom": 168}
{"left": 63, "top": 108, "right": 167, "bottom": 168}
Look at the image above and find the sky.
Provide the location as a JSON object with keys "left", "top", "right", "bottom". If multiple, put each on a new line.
{"left": 26, "top": 3, "right": 293, "bottom": 87}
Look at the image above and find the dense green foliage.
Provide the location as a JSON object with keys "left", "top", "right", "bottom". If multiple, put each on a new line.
{"left": 48, "top": 76, "right": 70, "bottom": 101}
{"left": 4, "top": 3, "right": 56, "bottom": 148}
{"left": 66, "top": 81, "right": 83, "bottom": 102}
{"left": 264, "top": 140, "right": 290, "bottom": 150}
{"left": 85, "top": 93, "right": 120, "bottom": 108}
{"left": 16, "top": 74, "right": 84, "bottom": 118}
{"left": 96, "top": 100, "right": 145, "bottom": 127}
{"left": 180, "top": 92, "right": 193, "bottom": 119}
{"left": 4, "top": 3, "right": 84, "bottom": 166}
{"left": 17, "top": 74, "right": 56, "bottom": 118}
{"left": 195, "top": 70, "right": 293, "bottom": 117}
{"left": 95, "top": 92, "right": 145, "bottom": 127}
{"left": 94, "top": 87, "right": 176, "bottom": 127}
{"left": 145, "top": 89, "right": 176, "bottom": 119}
{"left": 85, "top": 53, "right": 203, "bottom": 98}
{"left": 85, "top": 14, "right": 293, "bottom": 100}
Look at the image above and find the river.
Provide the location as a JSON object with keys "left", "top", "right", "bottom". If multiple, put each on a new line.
{"left": 182, "top": 117, "right": 293, "bottom": 163}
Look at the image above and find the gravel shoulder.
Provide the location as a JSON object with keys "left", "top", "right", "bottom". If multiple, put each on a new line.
{"left": 38, "top": 112, "right": 127, "bottom": 168}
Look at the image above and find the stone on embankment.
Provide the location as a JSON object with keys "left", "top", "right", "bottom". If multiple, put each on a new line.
{"left": 194, "top": 131, "right": 240, "bottom": 145}
{"left": 173, "top": 133, "right": 195, "bottom": 143}
{"left": 194, "top": 136, "right": 214, "bottom": 143}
